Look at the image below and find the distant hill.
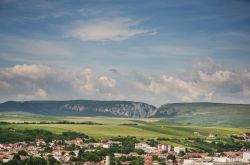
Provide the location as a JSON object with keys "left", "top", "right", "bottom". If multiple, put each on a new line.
{"left": 0, "top": 100, "right": 157, "bottom": 118}
{"left": 153, "top": 102, "right": 250, "bottom": 127}
{"left": 0, "top": 101, "right": 249, "bottom": 127}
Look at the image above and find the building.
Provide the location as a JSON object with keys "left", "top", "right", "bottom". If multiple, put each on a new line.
{"left": 183, "top": 159, "right": 195, "bottom": 165}
{"left": 103, "top": 143, "right": 111, "bottom": 149}
{"left": 243, "top": 151, "right": 250, "bottom": 163}
{"left": 135, "top": 143, "right": 157, "bottom": 153}
{"left": 35, "top": 138, "right": 46, "bottom": 146}
{"left": 244, "top": 133, "right": 250, "bottom": 141}
{"left": 157, "top": 144, "right": 171, "bottom": 152}
{"left": 105, "top": 155, "right": 110, "bottom": 165}
{"left": 174, "top": 146, "right": 186, "bottom": 154}
{"left": 208, "top": 133, "right": 217, "bottom": 138}
{"left": 144, "top": 154, "right": 153, "bottom": 165}
{"left": 186, "top": 152, "right": 208, "bottom": 158}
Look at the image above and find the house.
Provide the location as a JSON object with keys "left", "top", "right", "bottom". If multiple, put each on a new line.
{"left": 102, "top": 140, "right": 121, "bottom": 149}
{"left": 144, "top": 154, "right": 153, "bottom": 165}
{"left": 185, "top": 152, "right": 208, "bottom": 158}
{"left": 19, "top": 155, "right": 28, "bottom": 161}
{"left": 2, "top": 158, "right": 11, "bottom": 163}
{"left": 213, "top": 157, "right": 242, "bottom": 163}
{"left": 152, "top": 160, "right": 160, "bottom": 165}
{"left": 0, "top": 144, "right": 11, "bottom": 150}
{"left": 243, "top": 151, "right": 250, "bottom": 163}
{"left": 103, "top": 143, "right": 111, "bottom": 149}
{"left": 174, "top": 146, "right": 186, "bottom": 154}
{"left": 157, "top": 144, "right": 171, "bottom": 153}
{"left": 135, "top": 143, "right": 157, "bottom": 153}
{"left": 244, "top": 133, "right": 250, "bottom": 141}
{"left": 0, "top": 152, "right": 7, "bottom": 161}
{"left": 36, "top": 138, "right": 46, "bottom": 146}
{"left": 75, "top": 138, "right": 83, "bottom": 144}
{"left": 194, "top": 132, "right": 200, "bottom": 136}
{"left": 208, "top": 133, "right": 216, "bottom": 138}
{"left": 183, "top": 159, "right": 195, "bottom": 165}
{"left": 223, "top": 151, "right": 242, "bottom": 158}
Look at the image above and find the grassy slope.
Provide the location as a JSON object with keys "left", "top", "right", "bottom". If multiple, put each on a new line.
{"left": 155, "top": 103, "right": 250, "bottom": 127}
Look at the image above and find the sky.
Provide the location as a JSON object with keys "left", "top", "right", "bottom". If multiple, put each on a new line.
{"left": 0, "top": 0, "right": 250, "bottom": 106}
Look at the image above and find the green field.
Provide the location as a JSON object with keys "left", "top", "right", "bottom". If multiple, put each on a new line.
{"left": 0, "top": 115, "right": 158, "bottom": 125}
{"left": 0, "top": 123, "right": 249, "bottom": 139}
{"left": 0, "top": 114, "right": 249, "bottom": 140}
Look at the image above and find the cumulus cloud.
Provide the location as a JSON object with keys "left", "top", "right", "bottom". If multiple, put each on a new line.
{"left": 133, "top": 58, "right": 250, "bottom": 104}
{"left": 134, "top": 74, "right": 205, "bottom": 102}
{"left": 99, "top": 76, "right": 116, "bottom": 88}
{"left": 36, "top": 88, "right": 47, "bottom": 98}
{"left": 72, "top": 68, "right": 116, "bottom": 96}
{"left": 0, "top": 60, "right": 249, "bottom": 105}
{"left": 0, "top": 64, "right": 54, "bottom": 80}
{"left": 0, "top": 64, "right": 117, "bottom": 102}
{"left": 70, "top": 18, "right": 148, "bottom": 42}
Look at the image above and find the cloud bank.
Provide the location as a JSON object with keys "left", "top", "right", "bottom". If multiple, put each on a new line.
{"left": 0, "top": 59, "right": 249, "bottom": 105}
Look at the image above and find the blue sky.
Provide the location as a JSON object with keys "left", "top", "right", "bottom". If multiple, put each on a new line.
{"left": 0, "top": 0, "right": 250, "bottom": 105}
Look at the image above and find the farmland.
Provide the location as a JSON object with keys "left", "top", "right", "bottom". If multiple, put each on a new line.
{"left": 0, "top": 113, "right": 249, "bottom": 140}
{"left": 0, "top": 117, "right": 249, "bottom": 139}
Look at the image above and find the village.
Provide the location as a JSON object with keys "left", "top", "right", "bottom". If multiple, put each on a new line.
{"left": 0, "top": 130, "right": 250, "bottom": 165}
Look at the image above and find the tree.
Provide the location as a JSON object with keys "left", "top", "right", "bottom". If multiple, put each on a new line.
{"left": 78, "top": 149, "right": 85, "bottom": 158}
{"left": 13, "top": 150, "right": 29, "bottom": 161}
{"left": 179, "top": 151, "right": 185, "bottom": 157}
{"left": 21, "top": 157, "right": 47, "bottom": 165}
{"left": 69, "top": 151, "right": 76, "bottom": 156}
{"left": 44, "top": 146, "right": 52, "bottom": 153}
{"left": 133, "top": 149, "right": 145, "bottom": 155}
{"left": 147, "top": 139, "right": 158, "bottom": 147}
{"left": 82, "top": 152, "right": 100, "bottom": 162}
{"left": 129, "top": 157, "right": 144, "bottom": 165}
{"left": 167, "top": 154, "right": 176, "bottom": 162}
{"left": 5, "top": 159, "right": 20, "bottom": 165}
{"left": 48, "top": 157, "right": 59, "bottom": 165}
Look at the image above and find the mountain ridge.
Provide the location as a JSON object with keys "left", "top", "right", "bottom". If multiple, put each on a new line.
{"left": 0, "top": 100, "right": 157, "bottom": 118}
{"left": 0, "top": 101, "right": 250, "bottom": 126}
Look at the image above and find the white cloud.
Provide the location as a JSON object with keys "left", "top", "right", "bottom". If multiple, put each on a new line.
{"left": 36, "top": 88, "right": 47, "bottom": 98}
{"left": 16, "top": 88, "right": 47, "bottom": 101}
{"left": 70, "top": 18, "right": 148, "bottom": 42}
{"left": 99, "top": 76, "right": 116, "bottom": 88}
{"left": 0, "top": 61, "right": 249, "bottom": 105}
{"left": 72, "top": 68, "right": 116, "bottom": 96}
{"left": 198, "top": 70, "right": 233, "bottom": 83}
{"left": 0, "top": 64, "right": 54, "bottom": 80}
{"left": 241, "top": 70, "right": 250, "bottom": 96}
{"left": 133, "top": 58, "right": 250, "bottom": 104}
{"left": 135, "top": 75, "right": 205, "bottom": 102}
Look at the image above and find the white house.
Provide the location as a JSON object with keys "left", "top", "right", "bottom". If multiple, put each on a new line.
{"left": 243, "top": 151, "right": 250, "bottom": 163}
{"left": 174, "top": 146, "right": 186, "bottom": 154}
{"left": 183, "top": 159, "right": 195, "bottom": 165}
{"left": 135, "top": 143, "right": 157, "bottom": 153}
